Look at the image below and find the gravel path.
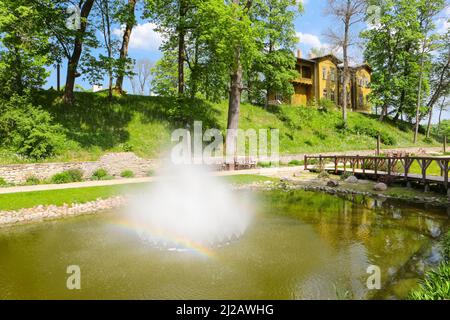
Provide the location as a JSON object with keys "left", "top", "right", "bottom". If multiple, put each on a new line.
{"left": 0, "top": 146, "right": 443, "bottom": 195}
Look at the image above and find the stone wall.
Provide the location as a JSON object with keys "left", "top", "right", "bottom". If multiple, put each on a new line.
{"left": 0, "top": 147, "right": 442, "bottom": 184}
{"left": 0, "top": 153, "right": 158, "bottom": 184}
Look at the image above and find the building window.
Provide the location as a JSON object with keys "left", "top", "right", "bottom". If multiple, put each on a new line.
{"left": 330, "top": 90, "right": 335, "bottom": 102}
{"left": 330, "top": 68, "right": 336, "bottom": 82}
{"left": 322, "top": 67, "right": 327, "bottom": 80}
{"left": 359, "top": 92, "right": 364, "bottom": 106}
{"left": 302, "top": 66, "right": 312, "bottom": 79}
{"left": 275, "top": 92, "right": 283, "bottom": 102}
{"left": 323, "top": 89, "right": 327, "bottom": 99}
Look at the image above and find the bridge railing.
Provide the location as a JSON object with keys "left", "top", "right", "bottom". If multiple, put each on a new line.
{"left": 304, "top": 154, "right": 450, "bottom": 189}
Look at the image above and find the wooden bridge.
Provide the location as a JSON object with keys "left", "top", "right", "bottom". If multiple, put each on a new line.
{"left": 304, "top": 154, "right": 450, "bottom": 195}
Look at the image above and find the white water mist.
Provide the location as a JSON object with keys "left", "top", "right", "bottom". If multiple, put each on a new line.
{"left": 126, "top": 164, "right": 254, "bottom": 250}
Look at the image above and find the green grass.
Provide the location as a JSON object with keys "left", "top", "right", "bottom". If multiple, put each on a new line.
{"left": 409, "top": 160, "right": 442, "bottom": 176}
{"left": 409, "top": 231, "right": 450, "bottom": 300}
{"left": 224, "top": 174, "right": 277, "bottom": 184}
{"left": 0, "top": 174, "right": 274, "bottom": 211}
{"left": 0, "top": 185, "right": 128, "bottom": 211}
{"left": 0, "top": 91, "right": 437, "bottom": 164}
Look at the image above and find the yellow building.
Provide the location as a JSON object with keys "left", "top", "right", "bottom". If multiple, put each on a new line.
{"left": 287, "top": 51, "right": 372, "bottom": 112}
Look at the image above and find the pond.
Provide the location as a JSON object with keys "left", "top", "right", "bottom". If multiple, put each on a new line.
{"left": 0, "top": 190, "right": 448, "bottom": 300}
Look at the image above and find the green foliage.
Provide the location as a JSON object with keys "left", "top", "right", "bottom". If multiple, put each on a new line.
{"left": 362, "top": 0, "right": 445, "bottom": 121}
{"left": 318, "top": 98, "right": 337, "bottom": 112}
{"left": 0, "top": 177, "right": 7, "bottom": 186}
{"left": 51, "top": 169, "right": 84, "bottom": 184}
{"left": 318, "top": 171, "right": 329, "bottom": 179}
{"left": 443, "top": 231, "right": 450, "bottom": 262}
{"left": 25, "top": 176, "right": 41, "bottom": 186}
{"left": 0, "top": 95, "right": 65, "bottom": 159}
{"left": 288, "top": 159, "right": 303, "bottom": 166}
{"left": 120, "top": 170, "right": 135, "bottom": 178}
{"left": 258, "top": 161, "right": 277, "bottom": 168}
{"left": 91, "top": 168, "right": 112, "bottom": 181}
{"left": 432, "top": 120, "right": 450, "bottom": 140}
{"left": 340, "top": 172, "right": 352, "bottom": 181}
{"left": 351, "top": 122, "right": 396, "bottom": 146}
{"left": 409, "top": 263, "right": 450, "bottom": 300}
{"left": 0, "top": 0, "right": 51, "bottom": 98}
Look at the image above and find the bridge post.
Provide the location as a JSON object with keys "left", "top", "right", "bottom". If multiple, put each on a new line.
{"left": 304, "top": 155, "right": 308, "bottom": 171}
{"left": 422, "top": 159, "right": 427, "bottom": 192}
{"left": 387, "top": 158, "right": 392, "bottom": 176}
{"left": 444, "top": 160, "right": 448, "bottom": 190}
{"left": 334, "top": 156, "right": 338, "bottom": 174}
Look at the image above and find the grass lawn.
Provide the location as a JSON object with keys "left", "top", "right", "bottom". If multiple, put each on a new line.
{"left": 0, "top": 91, "right": 438, "bottom": 164}
{"left": 0, "top": 174, "right": 275, "bottom": 211}
{"left": 409, "top": 160, "right": 443, "bottom": 176}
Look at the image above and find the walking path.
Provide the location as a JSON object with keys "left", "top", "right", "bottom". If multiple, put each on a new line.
{"left": 0, "top": 146, "right": 443, "bottom": 195}
{"left": 0, "top": 166, "right": 303, "bottom": 195}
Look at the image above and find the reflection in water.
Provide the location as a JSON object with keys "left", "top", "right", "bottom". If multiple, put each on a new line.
{"left": 0, "top": 190, "right": 448, "bottom": 300}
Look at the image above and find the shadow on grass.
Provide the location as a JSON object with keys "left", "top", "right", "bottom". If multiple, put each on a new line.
{"left": 33, "top": 90, "right": 222, "bottom": 150}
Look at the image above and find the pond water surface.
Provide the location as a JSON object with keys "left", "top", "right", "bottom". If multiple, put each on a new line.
{"left": 0, "top": 190, "right": 448, "bottom": 299}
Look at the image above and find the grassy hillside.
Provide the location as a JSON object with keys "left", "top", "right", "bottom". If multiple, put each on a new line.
{"left": 0, "top": 91, "right": 439, "bottom": 164}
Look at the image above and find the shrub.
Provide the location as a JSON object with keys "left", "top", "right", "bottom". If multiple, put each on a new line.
{"left": 120, "top": 170, "right": 135, "bottom": 178}
{"left": 0, "top": 177, "right": 7, "bottom": 186}
{"left": 258, "top": 161, "right": 278, "bottom": 168}
{"left": 443, "top": 231, "right": 450, "bottom": 262}
{"left": 91, "top": 168, "right": 112, "bottom": 181}
{"left": 0, "top": 95, "right": 65, "bottom": 159}
{"left": 25, "top": 176, "right": 41, "bottom": 185}
{"left": 351, "top": 123, "right": 396, "bottom": 145}
{"left": 318, "top": 98, "right": 337, "bottom": 112}
{"left": 340, "top": 172, "right": 353, "bottom": 181}
{"left": 146, "top": 170, "right": 155, "bottom": 177}
{"left": 318, "top": 171, "right": 330, "bottom": 179}
{"left": 288, "top": 159, "right": 303, "bottom": 166}
{"left": 51, "top": 169, "right": 83, "bottom": 184}
{"left": 409, "top": 263, "right": 450, "bottom": 300}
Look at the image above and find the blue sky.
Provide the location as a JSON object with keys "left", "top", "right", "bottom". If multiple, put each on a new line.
{"left": 45, "top": 0, "right": 449, "bottom": 123}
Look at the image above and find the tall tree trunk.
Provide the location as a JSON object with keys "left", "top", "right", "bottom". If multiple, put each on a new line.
{"left": 425, "top": 104, "right": 433, "bottom": 138}
{"left": 116, "top": 0, "right": 137, "bottom": 93}
{"left": 226, "top": 0, "right": 246, "bottom": 166}
{"left": 413, "top": 41, "right": 426, "bottom": 143}
{"left": 63, "top": 0, "right": 95, "bottom": 105}
{"left": 438, "top": 97, "right": 446, "bottom": 129}
{"left": 341, "top": 4, "right": 350, "bottom": 127}
{"left": 178, "top": 0, "right": 187, "bottom": 95}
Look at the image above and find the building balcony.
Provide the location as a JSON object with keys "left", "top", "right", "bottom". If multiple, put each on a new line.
{"left": 293, "top": 77, "right": 313, "bottom": 85}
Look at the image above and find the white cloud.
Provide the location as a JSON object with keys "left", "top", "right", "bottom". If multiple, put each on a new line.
{"left": 113, "top": 23, "right": 163, "bottom": 52}
{"left": 296, "top": 32, "right": 323, "bottom": 48}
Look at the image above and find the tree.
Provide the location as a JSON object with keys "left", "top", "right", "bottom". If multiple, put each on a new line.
{"left": 425, "top": 35, "right": 450, "bottom": 137}
{"left": 325, "top": 0, "right": 366, "bottom": 127}
{"left": 145, "top": 0, "right": 199, "bottom": 96}
{"left": 130, "top": 59, "right": 154, "bottom": 95}
{"left": 0, "top": 0, "right": 51, "bottom": 98}
{"left": 115, "top": 0, "right": 138, "bottom": 93}
{"left": 413, "top": 0, "right": 446, "bottom": 143}
{"left": 62, "top": 0, "right": 96, "bottom": 104}
{"left": 249, "top": 0, "right": 303, "bottom": 106}
{"left": 150, "top": 51, "right": 179, "bottom": 96}
{"left": 362, "top": 0, "right": 423, "bottom": 122}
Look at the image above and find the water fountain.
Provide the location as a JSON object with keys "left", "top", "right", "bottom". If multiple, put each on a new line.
{"left": 126, "top": 164, "right": 254, "bottom": 251}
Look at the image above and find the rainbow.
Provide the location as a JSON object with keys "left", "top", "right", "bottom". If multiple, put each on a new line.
{"left": 110, "top": 218, "right": 217, "bottom": 258}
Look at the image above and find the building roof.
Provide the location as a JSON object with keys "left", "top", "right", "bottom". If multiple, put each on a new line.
{"left": 310, "top": 54, "right": 343, "bottom": 65}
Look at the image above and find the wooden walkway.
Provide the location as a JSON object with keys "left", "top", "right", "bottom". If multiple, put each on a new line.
{"left": 304, "top": 155, "right": 450, "bottom": 193}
